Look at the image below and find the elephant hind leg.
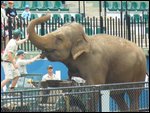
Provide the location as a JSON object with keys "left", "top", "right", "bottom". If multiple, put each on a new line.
{"left": 110, "top": 91, "right": 129, "bottom": 112}
{"left": 87, "top": 92, "right": 99, "bottom": 112}
{"left": 127, "top": 89, "right": 141, "bottom": 112}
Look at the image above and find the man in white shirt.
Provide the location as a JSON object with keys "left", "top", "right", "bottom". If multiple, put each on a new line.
{"left": 1, "top": 29, "right": 28, "bottom": 91}
{"left": 42, "top": 65, "right": 57, "bottom": 81}
{"left": 16, "top": 50, "right": 41, "bottom": 74}
{"left": 1, "top": 1, "right": 9, "bottom": 49}
{"left": 1, "top": 1, "right": 8, "bottom": 23}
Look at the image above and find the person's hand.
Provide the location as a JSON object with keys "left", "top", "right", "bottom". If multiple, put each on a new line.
{"left": 7, "top": 14, "right": 10, "bottom": 17}
{"left": 36, "top": 54, "right": 41, "bottom": 58}
{"left": 13, "top": 64, "right": 18, "bottom": 69}
{"left": 46, "top": 77, "right": 51, "bottom": 80}
{"left": 27, "top": 79, "right": 33, "bottom": 83}
{"left": 15, "top": 16, "right": 18, "bottom": 20}
{"left": 26, "top": 34, "right": 29, "bottom": 40}
{"left": 40, "top": 53, "right": 46, "bottom": 59}
{"left": 46, "top": 12, "right": 51, "bottom": 16}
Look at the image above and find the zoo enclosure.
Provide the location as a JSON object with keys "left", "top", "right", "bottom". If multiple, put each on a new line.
{"left": 1, "top": 81, "right": 149, "bottom": 112}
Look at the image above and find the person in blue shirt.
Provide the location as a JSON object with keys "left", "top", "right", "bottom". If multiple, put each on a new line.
{"left": 21, "top": 4, "right": 31, "bottom": 21}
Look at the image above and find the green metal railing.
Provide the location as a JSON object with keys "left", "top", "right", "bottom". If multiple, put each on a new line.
{"left": 1, "top": 15, "right": 149, "bottom": 51}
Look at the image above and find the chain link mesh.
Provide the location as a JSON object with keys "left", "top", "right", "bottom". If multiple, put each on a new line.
{"left": 1, "top": 82, "right": 149, "bottom": 112}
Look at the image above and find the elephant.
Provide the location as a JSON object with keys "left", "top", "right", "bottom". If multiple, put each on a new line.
{"left": 27, "top": 14, "right": 146, "bottom": 112}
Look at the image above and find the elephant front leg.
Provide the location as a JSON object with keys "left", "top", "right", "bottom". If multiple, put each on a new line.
{"left": 86, "top": 91, "right": 99, "bottom": 112}
{"left": 127, "top": 89, "right": 141, "bottom": 112}
{"left": 110, "top": 91, "right": 129, "bottom": 112}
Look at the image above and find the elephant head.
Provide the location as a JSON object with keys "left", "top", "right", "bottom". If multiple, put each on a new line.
{"left": 27, "top": 14, "right": 90, "bottom": 61}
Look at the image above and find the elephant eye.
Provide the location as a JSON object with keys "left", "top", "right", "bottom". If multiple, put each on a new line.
{"left": 55, "top": 37, "right": 63, "bottom": 44}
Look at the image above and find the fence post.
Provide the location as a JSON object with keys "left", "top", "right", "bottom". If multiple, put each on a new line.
{"left": 125, "top": 1, "right": 131, "bottom": 41}
{"left": 98, "top": 88, "right": 102, "bottom": 112}
{"left": 120, "top": 1, "right": 123, "bottom": 37}
{"left": 41, "top": 22, "right": 45, "bottom": 36}
{"left": 99, "top": 1, "right": 103, "bottom": 33}
{"left": 83, "top": 1, "right": 86, "bottom": 17}
{"left": 8, "top": 17, "right": 12, "bottom": 39}
{"left": 78, "top": 1, "right": 80, "bottom": 14}
{"left": 21, "top": 92, "right": 23, "bottom": 108}
{"left": 127, "top": 15, "right": 131, "bottom": 41}
{"left": 99, "top": 1, "right": 101, "bottom": 19}
{"left": 100, "top": 16, "right": 103, "bottom": 33}
{"left": 104, "top": 1, "right": 107, "bottom": 33}
{"left": 148, "top": 9, "right": 149, "bottom": 38}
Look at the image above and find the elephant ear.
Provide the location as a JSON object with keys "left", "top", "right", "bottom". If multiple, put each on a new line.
{"left": 71, "top": 35, "right": 90, "bottom": 60}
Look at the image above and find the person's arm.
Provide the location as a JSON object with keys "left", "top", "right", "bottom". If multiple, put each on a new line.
{"left": 6, "top": 8, "right": 11, "bottom": 17}
{"left": 5, "top": 8, "right": 9, "bottom": 17}
{"left": 14, "top": 8, "right": 18, "bottom": 18}
{"left": 15, "top": 8, "right": 17, "bottom": 16}
{"left": 17, "top": 38, "right": 28, "bottom": 44}
{"left": 28, "top": 12, "right": 31, "bottom": 20}
{"left": 3, "top": 10, "right": 8, "bottom": 25}
{"left": 1, "top": 10, "right": 5, "bottom": 24}
{"left": 53, "top": 74, "right": 57, "bottom": 80}
{"left": 17, "top": 34, "right": 29, "bottom": 45}
{"left": 21, "top": 11, "right": 25, "bottom": 18}
{"left": 24, "top": 54, "right": 41, "bottom": 65}
{"left": 42, "top": 74, "right": 47, "bottom": 81}
{"left": 7, "top": 51, "right": 18, "bottom": 69}
{"left": 28, "top": 54, "right": 41, "bottom": 64}
{"left": 1, "top": 9, "right": 8, "bottom": 19}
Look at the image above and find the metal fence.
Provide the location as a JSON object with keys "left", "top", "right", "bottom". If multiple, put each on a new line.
{"left": 1, "top": 14, "right": 149, "bottom": 51}
{"left": 1, "top": 81, "right": 149, "bottom": 112}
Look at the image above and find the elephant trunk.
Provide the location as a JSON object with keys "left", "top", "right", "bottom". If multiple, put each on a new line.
{"left": 27, "top": 14, "right": 51, "bottom": 50}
